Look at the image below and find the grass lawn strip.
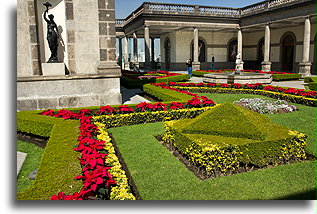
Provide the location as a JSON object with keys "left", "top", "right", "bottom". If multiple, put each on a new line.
{"left": 17, "top": 140, "right": 45, "bottom": 192}
{"left": 108, "top": 122, "right": 315, "bottom": 200}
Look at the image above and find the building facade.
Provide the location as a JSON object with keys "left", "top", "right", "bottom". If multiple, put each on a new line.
{"left": 116, "top": 0, "right": 316, "bottom": 76}
{"left": 17, "top": 0, "right": 122, "bottom": 111}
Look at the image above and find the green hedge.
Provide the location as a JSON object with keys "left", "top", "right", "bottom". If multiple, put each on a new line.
{"left": 121, "top": 74, "right": 190, "bottom": 88}
{"left": 304, "top": 77, "right": 317, "bottom": 83}
{"left": 192, "top": 70, "right": 209, "bottom": 77}
{"left": 271, "top": 73, "right": 302, "bottom": 81}
{"left": 93, "top": 106, "right": 215, "bottom": 128}
{"left": 17, "top": 111, "right": 82, "bottom": 200}
{"left": 163, "top": 103, "right": 307, "bottom": 175}
{"left": 143, "top": 84, "right": 193, "bottom": 102}
{"left": 309, "top": 82, "right": 317, "bottom": 91}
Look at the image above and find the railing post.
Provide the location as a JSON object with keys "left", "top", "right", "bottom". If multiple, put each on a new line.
{"left": 194, "top": 5, "right": 200, "bottom": 14}
{"left": 265, "top": 1, "right": 269, "bottom": 10}
{"left": 143, "top": 2, "right": 150, "bottom": 12}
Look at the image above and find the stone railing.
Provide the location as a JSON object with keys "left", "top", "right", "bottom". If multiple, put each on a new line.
{"left": 116, "top": 0, "right": 313, "bottom": 26}
{"left": 145, "top": 2, "right": 240, "bottom": 17}
{"left": 269, "top": 0, "right": 298, "bottom": 8}
{"left": 241, "top": 1, "right": 267, "bottom": 15}
{"left": 198, "top": 6, "right": 240, "bottom": 17}
{"left": 148, "top": 3, "right": 195, "bottom": 13}
{"left": 115, "top": 19, "right": 125, "bottom": 26}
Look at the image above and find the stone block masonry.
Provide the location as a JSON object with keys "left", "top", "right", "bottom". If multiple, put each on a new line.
{"left": 17, "top": 75, "right": 122, "bottom": 111}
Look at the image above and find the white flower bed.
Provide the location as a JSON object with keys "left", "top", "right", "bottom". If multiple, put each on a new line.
{"left": 233, "top": 98, "right": 297, "bottom": 114}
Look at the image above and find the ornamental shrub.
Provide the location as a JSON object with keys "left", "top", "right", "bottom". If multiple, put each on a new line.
{"left": 163, "top": 103, "right": 307, "bottom": 175}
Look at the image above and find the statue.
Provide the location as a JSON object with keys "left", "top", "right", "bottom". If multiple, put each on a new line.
{"left": 235, "top": 53, "right": 242, "bottom": 74}
{"left": 43, "top": 2, "right": 59, "bottom": 62}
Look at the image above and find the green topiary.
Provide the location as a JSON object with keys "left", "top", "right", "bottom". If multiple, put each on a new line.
{"left": 173, "top": 103, "right": 287, "bottom": 140}
{"left": 163, "top": 103, "right": 307, "bottom": 174}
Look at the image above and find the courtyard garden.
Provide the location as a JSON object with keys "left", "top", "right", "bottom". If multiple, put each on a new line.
{"left": 16, "top": 73, "right": 316, "bottom": 200}
{"left": 193, "top": 69, "right": 302, "bottom": 81}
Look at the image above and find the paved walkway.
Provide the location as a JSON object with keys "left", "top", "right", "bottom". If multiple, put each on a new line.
{"left": 17, "top": 151, "right": 27, "bottom": 175}
{"left": 121, "top": 71, "right": 310, "bottom": 104}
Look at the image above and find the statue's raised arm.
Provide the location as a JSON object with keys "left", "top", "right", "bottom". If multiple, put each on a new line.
{"left": 43, "top": 9, "right": 49, "bottom": 23}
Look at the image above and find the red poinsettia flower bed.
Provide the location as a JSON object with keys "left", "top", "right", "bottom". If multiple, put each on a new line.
{"left": 44, "top": 113, "right": 116, "bottom": 200}
{"left": 151, "top": 82, "right": 216, "bottom": 106}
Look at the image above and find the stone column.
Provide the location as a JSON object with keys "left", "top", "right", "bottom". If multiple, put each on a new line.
{"left": 192, "top": 27, "right": 200, "bottom": 70}
{"left": 144, "top": 25, "right": 150, "bottom": 69}
{"left": 96, "top": 0, "right": 121, "bottom": 75}
{"left": 118, "top": 38, "right": 122, "bottom": 68}
{"left": 133, "top": 32, "right": 139, "bottom": 68}
{"left": 299, "top": 16, "right": 312, "bottom": 77}
{"left": 151, "top": 37, "right": 155, "bottom": 68}
{"left": 261, "top": 24, "right": 272, "bottom": 71}
{"left": 236, "top": 27, "right": 244, "bottom": 71}
{"left": 124, "top": 36, "right": 130, "bottom": 70}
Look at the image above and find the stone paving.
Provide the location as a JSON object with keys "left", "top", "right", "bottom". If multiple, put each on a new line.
{"left": 17, "top": 151, "right": 27, "bottom": 175}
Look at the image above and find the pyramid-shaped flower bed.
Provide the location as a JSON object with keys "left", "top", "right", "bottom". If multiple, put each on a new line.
{"left": 163, "top": 103, "right": 307, "bottom": 177}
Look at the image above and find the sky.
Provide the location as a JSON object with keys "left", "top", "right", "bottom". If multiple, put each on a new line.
{"left": 115, "top": 0, "right": 264, "bottom": 18}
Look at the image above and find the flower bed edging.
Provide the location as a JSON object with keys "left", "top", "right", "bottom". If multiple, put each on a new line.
{"left": 44, "top": 111, "right": 135, "bottom": 200}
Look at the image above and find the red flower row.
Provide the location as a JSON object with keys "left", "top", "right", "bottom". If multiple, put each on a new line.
{"left": 151, "top": 83, "right": 216, "bottom": 107}
{"left": 263, "top": 85, "right": 316, "bottom": 98}
{"left": 50, "top": 116, "right": 116, "bottom": 200}
{"left": 160, "top": 82, "right": 316, "bottom": 99}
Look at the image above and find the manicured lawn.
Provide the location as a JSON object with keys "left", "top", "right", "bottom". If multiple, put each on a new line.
{"left": 108, "top": 122, "right": 316, "bottom": 200}
{"left": 17, "top": 140, "right": 44, "bottom": 192}
{"left": 197, "top": 93, "right": 316, "bottom": 156}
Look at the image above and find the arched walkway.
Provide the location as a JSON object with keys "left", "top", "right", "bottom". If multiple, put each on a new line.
{"left": 280, "top": 32, "right": 296, "bottom": 72}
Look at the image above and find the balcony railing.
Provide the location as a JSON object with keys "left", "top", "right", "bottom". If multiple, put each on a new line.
{"left": 116, "top": 0, "right": 312, "bottom": 27}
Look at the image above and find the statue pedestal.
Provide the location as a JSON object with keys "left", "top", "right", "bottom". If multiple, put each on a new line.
{"left": 261, "top": 61, "right": 272, "bottom": 72}
{"left": 298, "top": 61, "right": 312, "bottom": 78}
{"left": 192, "top": 61, "right": 201, "bottom": 71}
{"left": 42, "top": 63, "right": 65, "bottom": 76}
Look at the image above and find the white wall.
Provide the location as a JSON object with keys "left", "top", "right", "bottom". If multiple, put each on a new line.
{"left": 73, "top": 0, "right": 100, "bottom": 74}
{"left": 159, "top": 23, "right": 316, "bottom": 68}
{"left": 37, "top": 0, "right": 68, "bottom": 66}
{"left": 174, "top": 31, "right": 237, "bottom": 63}
{"left": 17, "top": 0, "right": 33, "bottom": 77}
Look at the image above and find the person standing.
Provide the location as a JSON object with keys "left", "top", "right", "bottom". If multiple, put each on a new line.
{"left": 210, "top": 54, "right": 215, "bottom": 70}
{"left": 186, "top": 59, "right": 192, "bottom": 78}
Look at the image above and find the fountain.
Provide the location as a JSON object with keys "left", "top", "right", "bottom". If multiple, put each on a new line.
{"left": 203, "top": 54, "right": 272, "bottom": 84}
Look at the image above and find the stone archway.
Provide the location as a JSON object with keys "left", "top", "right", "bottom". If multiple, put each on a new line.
{"left": 228, "top": 39, "right": 237, "bottom": 62}
{"left": 191, "top": 39, "right": 206, "bottom": 62}
{"left": 257, "top": 37, "right": 264, "bottom": 70}
{"left": 280, "top": 32, "right": 296, "bottom": 72}
{"left": 164, "top": 37, "right": 171, "bottom": 69}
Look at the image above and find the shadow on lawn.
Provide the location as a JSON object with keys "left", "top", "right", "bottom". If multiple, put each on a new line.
{"left": 273, "top": 189, "right": 316, "bottom": 200}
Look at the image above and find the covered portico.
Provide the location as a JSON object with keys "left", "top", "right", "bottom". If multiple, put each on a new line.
{"left": 116, "top": 0, "right": 316, "bottom": 76}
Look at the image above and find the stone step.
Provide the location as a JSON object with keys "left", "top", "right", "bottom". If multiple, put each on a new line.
{"left": 17, "top": 151, "right": 27, "bottom": 175}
